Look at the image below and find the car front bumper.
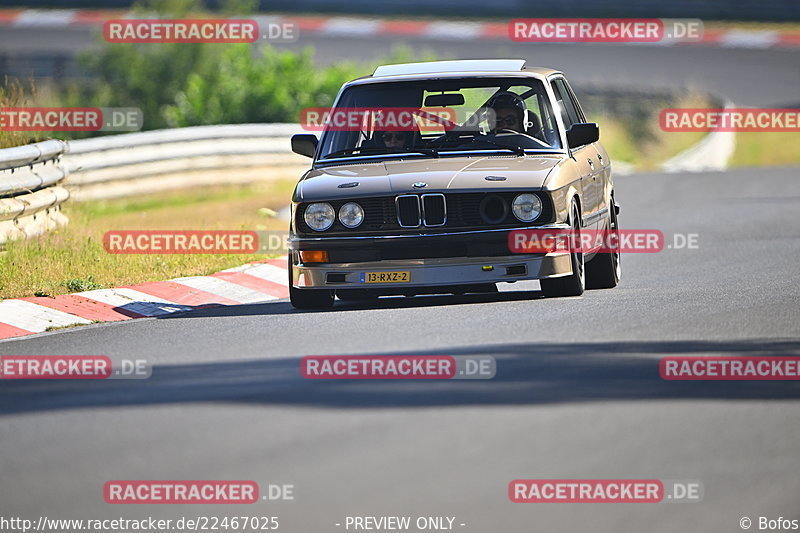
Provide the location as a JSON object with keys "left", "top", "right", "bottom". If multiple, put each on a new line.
{"left": 291, "top": 253, "right": 573, "bottom": 289}
{"left": 289, "top": 224, "right": 574, "bottom": 290}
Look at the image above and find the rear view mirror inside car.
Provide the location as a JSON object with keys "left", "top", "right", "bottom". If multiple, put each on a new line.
{"left": 424, "top": 93, "right": 466, "bottom": 107}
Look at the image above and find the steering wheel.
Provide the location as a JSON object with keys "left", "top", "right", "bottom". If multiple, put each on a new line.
{"left": 427, "top": 130, "right": 462, "bottom": 148}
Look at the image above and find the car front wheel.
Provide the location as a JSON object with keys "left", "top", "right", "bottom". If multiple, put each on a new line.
{"left": 540, "top": 199, "right": 585, "bottom": 298}
{"left": 585, "top": 198, "right": 621, "bottom": 289}
{"left": 289, "top": 256, "right": 335, "bottom": 310}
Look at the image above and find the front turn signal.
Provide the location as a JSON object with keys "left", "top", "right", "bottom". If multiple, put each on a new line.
{"left": 300, "top": 250, "right": 329, "bottom": 263}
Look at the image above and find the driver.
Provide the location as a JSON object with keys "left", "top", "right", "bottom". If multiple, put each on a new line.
{"left": 486, "top": 92, "right": 527, "bottom": 134}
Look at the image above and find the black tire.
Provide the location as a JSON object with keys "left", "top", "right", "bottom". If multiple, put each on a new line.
{"left": 585, "top": 198, "right": 621, "bottom": 290}
{"left": 540, "top": 200, "right": 585, "bottom": 298}
{"left": 288, "top": 256, "right": 334, "bottom": 310}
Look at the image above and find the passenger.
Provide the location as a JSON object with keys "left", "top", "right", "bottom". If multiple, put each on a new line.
{"left": 379, "top": 130, "right": 409, "bottom": 150}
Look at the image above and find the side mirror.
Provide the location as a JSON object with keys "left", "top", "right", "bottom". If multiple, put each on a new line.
{"left": 566, "top": 123, "right": 599, "bottom": 148}
{"left": 291, "top": 134, "right": 318, "bottom": 158}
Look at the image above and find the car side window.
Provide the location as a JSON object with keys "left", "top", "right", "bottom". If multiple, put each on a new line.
{"left": 508, "top": 85, "right": 552, "bottom": 143}
{"left": 551, "top": 78, "right": 581, "bottom": 130}
{"left": 562, "top": 80, "right": 587, "bottom": 123}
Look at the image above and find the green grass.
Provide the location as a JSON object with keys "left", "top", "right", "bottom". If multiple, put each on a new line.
{"left": 0, "top": 78, "right": 43, "bottom": 149}
{"left": 588, "top": 91, "right": 710, "bottom": 172}
{"left": 65, "top": 276, "right": 103, "bottom": 292}
{"left": 594, "top": 119, "right": 638, "bottom": 165}
{"left": 729, "top": 132, "right": 800, "bottom": 168}
{"left": 79, "top": 183, "right": 274, "bottom": 218}
{"left": 0, "top": 179, "right": 296, "bottom": 300}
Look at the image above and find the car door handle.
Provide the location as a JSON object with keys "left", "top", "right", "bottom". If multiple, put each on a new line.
{"left": 587, "top": 159, "right": 597, "bottom": 180}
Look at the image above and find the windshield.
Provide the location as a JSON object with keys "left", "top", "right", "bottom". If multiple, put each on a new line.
{"left": 317, "top": 77, "right": 562, "bottom": 160}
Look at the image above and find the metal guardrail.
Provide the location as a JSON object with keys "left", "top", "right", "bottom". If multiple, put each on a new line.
{"left": 64, "top": 123, "right": 307, "bottom": 201}
{"left": 0, "top": 124, "right": 307, "bottom": 245}
{"left": 0, "top": 140, "right": 70, "bottom": 246}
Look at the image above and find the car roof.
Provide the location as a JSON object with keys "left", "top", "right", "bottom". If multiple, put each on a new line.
{"left": 345, "top": 60, "right": 562, "bottom": 86}
{"left": 373, "top": 59, "right": 526, "bottom": 77}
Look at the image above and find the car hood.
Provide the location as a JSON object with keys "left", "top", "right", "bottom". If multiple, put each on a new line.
{"left": 296, "top": 155, "right": 562, "bottom": 201}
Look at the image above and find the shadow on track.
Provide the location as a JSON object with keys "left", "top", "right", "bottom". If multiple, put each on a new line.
{"left": 152, "top": 288, "right": 547, "bottom": 318}
{"left": 1, "top": 339, "right": 799, "bottom": 416}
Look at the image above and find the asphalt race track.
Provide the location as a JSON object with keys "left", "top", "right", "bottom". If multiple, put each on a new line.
{"left": 1, "top": 30, "right": 799, "bottom": 533}
{"left": 1, "top": 166, "right": 799, "bottom": 531}
{"left": 274, "top": 37, "right": 800, "bottom": 107}
{"left": 2, "top": 27, "right": 799, "bottom": 105}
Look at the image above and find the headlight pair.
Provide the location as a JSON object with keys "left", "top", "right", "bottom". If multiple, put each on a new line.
{"left": 304, "top": 193, "right": 541, "bottom": 231}
{"left": 304, "top": 202, "right": 364, "bottom": 231}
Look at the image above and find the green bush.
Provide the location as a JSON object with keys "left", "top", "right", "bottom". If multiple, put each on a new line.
{"left": 65, "top": 276, "right": 102, "bottom": 292}
{"left": 62, "top": 41, "right": 361, "bottom": 131}
{"left": 50, "top": 0, "right": 430, "bottom": 133}
{"left": 58, "top": 0, "right": 370, "bottom": 136}
{"left": 162, "top": 45, "right": 361, "bottom": 127}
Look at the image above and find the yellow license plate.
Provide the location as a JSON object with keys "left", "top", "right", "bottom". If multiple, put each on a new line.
{"left": 361, "top": 271, "right": 411, "bottom": 283}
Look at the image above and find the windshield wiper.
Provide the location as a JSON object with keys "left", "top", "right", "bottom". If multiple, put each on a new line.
{"left": 323, "top": 147, "right": 388, "bottom": 159}
{"left": 397, "top": 147, "right": 439, "bottom": 158}
{"left": 472, "top": 138, "right": 526, "bottom": 156}
{"left": 323, "top": 146, "right": 439, "bottom": 159}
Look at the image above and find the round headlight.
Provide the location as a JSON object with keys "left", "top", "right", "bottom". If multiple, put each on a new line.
{"left": 338, "top": 202, "right": 364, "bottom": 229}
{"left": 304, "top": 202, "right": 335, "bottom": 231}
{"left": 512, "top": 193, "right": 542, "bottom": 222}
